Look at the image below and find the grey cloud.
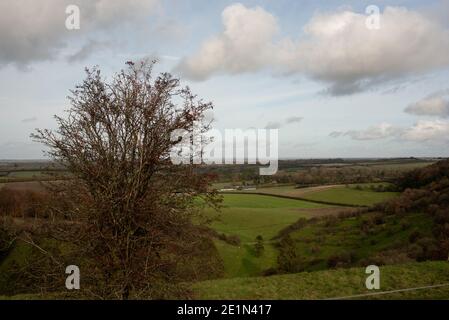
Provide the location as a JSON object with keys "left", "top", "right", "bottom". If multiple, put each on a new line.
{"left": 265, "top": 121, "right": 281, "bottom": 129}
{"left": 67, "top": 40, "right": 110, "bottom": 63}
{"left": 329, "top": 131, "right": 343, "bottom": 138}
{"left": 0, "top": 0, "right": 159, "bottom": 69}
{"left": 21, "top": 117, "right": 37, "bottom": 123}
{"left": 405, "top": 89, "right": 449, "bottom": 118}
{"left": 285, "top": 116, "right": 303, "bottom": 124}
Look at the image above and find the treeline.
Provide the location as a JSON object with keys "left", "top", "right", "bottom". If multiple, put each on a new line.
{"left": 202, "top": 161, "right": 427, "bottom": 186}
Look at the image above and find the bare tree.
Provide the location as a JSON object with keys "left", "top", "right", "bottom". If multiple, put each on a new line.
{"left": 32, "top": 61, "right": 221, "bottom": 299}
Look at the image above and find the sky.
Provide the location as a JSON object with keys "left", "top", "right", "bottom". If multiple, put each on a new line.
{"left": 1, "top": 0, "right": 449, "bottom": 159}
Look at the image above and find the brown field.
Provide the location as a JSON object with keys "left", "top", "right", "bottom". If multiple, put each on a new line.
{"left": 0, "top": 181, "right": 47, "bottom": 192}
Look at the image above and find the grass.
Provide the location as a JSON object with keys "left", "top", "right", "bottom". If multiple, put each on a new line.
{"left": 300, "top": 186, "right": 398, "bottom": 206}
{"left": 204, "top": 194, "right": 330, "bottom": 277}
{"left": 207, "top": 194, "right": 328, "bottom": 242}
{"left": 4, "top": 261, "right": 448, "bottom": 300}
{"left": 213, "top": 240, "right": 278, "bottom": 278}
{"left": 287, "top": 211, "right": 434, "bottom": 271}
{"left": 218, "top": 194, "right": 323, "bottom": 209}
{"left": 243, "top": 185, "right": 332, "bottom": 198}
{"left": 238, "top": 184, "right": 399, "bottom": 207}
{"left": 192, "top": 261, "right": 449, "bottom": 299}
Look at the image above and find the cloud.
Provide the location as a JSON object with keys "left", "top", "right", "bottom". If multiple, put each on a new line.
{"left": 405, "top": 89, "right": 449, "bottom": 118}
{"left": 285, "top": 116, "right": 303, "bottom": 124}
{"left": 21, "top": 117, "right": 37, "bottom": 123}
{"left": 331, "top": 120, "right": 449, "bottom": 143}
{"left": 177, "top": 4, "right": 449, "bottom": 95}
{"left": 402, "top": 120, "right": 449, "bottom": 142}
{"left": 265, "top": 121, "right": 281, "bottom": 129}
{"left": 176, "top": 3, "right": 278, "bottom": 80}
{"left": 0, "top": 0, "right": 159, "bottom": 69}
{"left": 329, "top": 131, "right": 343, "bottom": 138}
{"left": 263, "top": 116, "right": 302, "bottom": 129}
{"left": 334, "top": 123, "right": 404, "bottom": 141}
{"left": 281, "top": 7, "right": 449, "bottom": 95}
{"left": 67, "top": 40, "right": 110, "bottom": 62}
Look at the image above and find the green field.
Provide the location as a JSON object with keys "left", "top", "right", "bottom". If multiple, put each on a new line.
{"left": 207, "top": 194, "right": 328, "bottom": 242}
{"left": 300, "top": 186, "right": 398, "bottom": 206}
{"left": 237, "top": 184, "right": 399, "bottom": 207}
{"left": 205, "top": 190, "right": 403, "bottom": 278}
{"left": 192, "top": 261, "right": 449, "bottom": 299}
{"left": 204, "top": 194, "right": 331, "bottom": 277}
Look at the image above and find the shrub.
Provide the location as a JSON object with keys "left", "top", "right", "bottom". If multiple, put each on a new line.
{"left": 0, "top": 225, "right": 14, "bottom": 262}
{"left": 408, "top": 230, "right": 421, "bottom": 243}
{"left": 277, "top": 235, "right": 303, "bottom": 273}
{"left": 327, "top": 251, "right": 356, "bottom": 268}
{"left": 253, "top": 235, "right": 264, "bottom": 257}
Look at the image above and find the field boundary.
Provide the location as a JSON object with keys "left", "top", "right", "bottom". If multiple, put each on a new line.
{"left": 325, "top": 282, "right": 449, "bottom": 300}
{"left": 220, "top": 191, "right": 366, "bottom": 208}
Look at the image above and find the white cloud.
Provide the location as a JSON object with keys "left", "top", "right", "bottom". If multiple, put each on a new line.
{"left": 402, "top": 120, "right": 449, "bottom": 142}
{"left": 284, "top": 7, "right": 449, "bottom": 95}
{"left": 0, "top": 0, "right": 159, "bottom": 68}
{"left": 335, "top": 123, "right": 404, "bottom": 141}
{"left": 178, "top": 4, "right": 449, "bottom": 95}
{"left": 176, "top": 3, "right": 278, "bottom": 80}
{"left": 331, "top": 120, "right": 449, "bottom": 143}
{"left": 405, "top": 89, "right": 449, "bottom": 118}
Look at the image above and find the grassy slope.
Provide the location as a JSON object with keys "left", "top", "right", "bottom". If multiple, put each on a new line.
{"left": 204, "top": 194, "right": 329, "bottom": 277}
{"left": 288, "top": 211, "right": 433, "bottom": 271}
{"left": 193, "top": 261, "right": 449, "bottom": 299}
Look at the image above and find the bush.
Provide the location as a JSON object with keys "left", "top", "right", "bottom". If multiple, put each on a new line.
{"left": 327, "top": 251, "right": 356, "bottom": 268}
{"left": 277, "top": 235, "right": 303, "bottom": 273}
{"left": 274, "top": 217, "right": 307, "bottom": 239}
{"left": 216, "top": 233, "right": 241, "bottom": 246}
{"left": 408, "top": 230, "right": 421, "bottom": 243}
{"left": 361, "top": 249, "right": 412, "bottom": 266}
{"left": 371, "top": 213, "right": 385, "bottom": 225}
{"left": 0, "top": 225, "right": 14, "bottom": 262}
{"left": 253, "top": 235, "right": 264, "bottom": 257}
{"left": 407, "top": 237, "right": 441, "bottom": 261}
